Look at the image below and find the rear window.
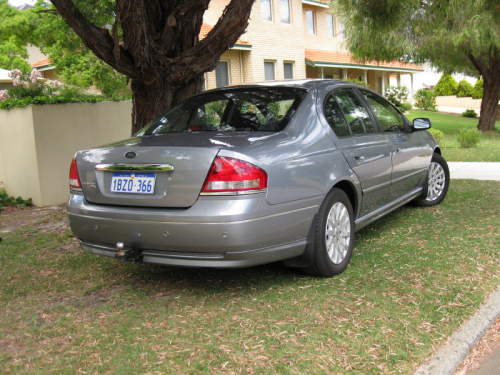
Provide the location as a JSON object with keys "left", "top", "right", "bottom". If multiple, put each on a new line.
{"left": 140, "top": 87, "right": 306, "bottom": 135}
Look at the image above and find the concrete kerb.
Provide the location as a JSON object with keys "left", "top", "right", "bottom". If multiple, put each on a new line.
{"left": 413, "top": 286, "right": 500, "bottom": 375}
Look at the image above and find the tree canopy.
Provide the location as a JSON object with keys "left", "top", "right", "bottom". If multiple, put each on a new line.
{"left": 0, "top": 0, "right": 129, "bottom": 96}
{"left": 336, "top": 0, "right": 500, "bottom": 131}
{"left": 29, "top": 0, "right": 129, "bottom": 97}
{"left": 0, "top": 0, "right": 31, "bottom": 72}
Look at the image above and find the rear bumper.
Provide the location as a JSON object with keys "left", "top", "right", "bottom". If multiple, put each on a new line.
{"left": 68, "top": 193, "right": 319, "bottom": 268}
{"left": 80, "top": 239, "right": 307, "bottom": 268}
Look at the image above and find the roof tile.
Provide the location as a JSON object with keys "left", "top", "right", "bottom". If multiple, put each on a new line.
{"left": 31, "top": 58, "right": 52, "bottom": 68}
{"left": 200, "top": 24, "right": 250, "bottom": 46}
{"left": 305, "top": 49, "right": 423, "bottom": 71}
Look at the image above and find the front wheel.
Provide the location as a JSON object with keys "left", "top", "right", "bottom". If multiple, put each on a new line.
{"left": 304, "top": 188, "right": 355, "bottom": 277}
{"left": 413, "top": 153, "right": 450, "bottom": 207}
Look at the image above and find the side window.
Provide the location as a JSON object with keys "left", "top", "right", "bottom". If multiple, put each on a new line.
{"left": 324, "top": 95, "right": 350, "bottom": 136}
{"left": 325, "top": 89, "right": 376, "bottom": 136}
{"left": 361, "top": 90, "right": 405, "bottom": 132}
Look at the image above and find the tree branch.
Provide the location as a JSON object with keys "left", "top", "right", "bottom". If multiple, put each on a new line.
{"left": 159, "top": 0, "right": 211, "bottom": 48}
{"left": 163, "top": 0, "right": 254, "bottom": 82}
{"left": 50, "top": 0, "right": 137, "bottom": 78}
{"left": 466, "top": 51, "right": 486, "bottom": 76}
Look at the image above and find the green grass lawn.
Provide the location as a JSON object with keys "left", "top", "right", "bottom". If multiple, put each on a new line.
{"left": 407, "top": 110, "right": 500, "bottom": 162}
{"left": 1, "top": 180, "right": 499, "bottom": 374}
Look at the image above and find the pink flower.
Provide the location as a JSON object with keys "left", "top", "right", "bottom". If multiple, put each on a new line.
{"left": 9, "top": 69, "right": 22, "bottom": 87}
{"left": 30, "top": 69, "right": 42, "bottom": 84}
{"left": 47, "top": 80, "right": 62, "bottom": 89}
{"left": 0, "top": 90, "right": 9, "bottom": 101}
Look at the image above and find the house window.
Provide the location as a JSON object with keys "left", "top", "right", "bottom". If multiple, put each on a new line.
{"left": 327, "top": 14, "right": 335, "bottom": 37}
{"left": 339, "top": 22, "right": 346, "bottom": 39}
{"left": 284, "top": 62, "right": 294, "bottom": 79}
{"left": 305, "top": 10, "right": 316, "bottom": 35}
{"left": 280, "top": 0, "right": 291, "bottom": 23}
{"left": 261, "top": 0, "right": 273, "bottom": 21}
{"left": 215, "top": 61, "right": 229, "bottom": 87}
{"left": 264, "top": 61, "right": 275, "bottom": 80}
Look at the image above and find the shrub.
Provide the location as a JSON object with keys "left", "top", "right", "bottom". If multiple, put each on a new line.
{"left": 0, "top": 189, "right": 33, "bottom": 212}
{"left": 0, "top": 69, "right": 127, "bottom": 110}
{"left": 457, "top": 128, "right": 480, "bottom": 148}
{"left": 414, "top": 89, "right": 437, "bottom": 111}
{"left": 472, "top": 79, "right": 483, "bottom": 99}
{"left": 384, "top": 86, "right": 409, "bottom": 111}
{"left": 456, "top": 80, "right": 474, "bottom": 97}
{"left": 399, "top": 102, "right": 413, "bottom": 112}
{"left": 428, "top": 128, "right": 444, "bottom": 144}
{"left": 346, "top": 78, "right": 368, "bottom": 87}
{"left": 462, "top": 109, "right": 478, "bottom": 118}
{"left": 434, "top": 73, "right": 458, "bottom": 96}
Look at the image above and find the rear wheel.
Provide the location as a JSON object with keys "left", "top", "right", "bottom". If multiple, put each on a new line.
{"left": 413, "top": 153, "right": 450, "bottom": 207}
{"left": 304, "top": 188, "right": 355, "bottom": 277}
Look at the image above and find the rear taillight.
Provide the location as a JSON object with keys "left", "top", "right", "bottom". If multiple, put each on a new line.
{"left": 201, "top": 156, "right": 267, "bottom": 195}
{"left": 69, "top": 158, "right": 82, "bottom": 192}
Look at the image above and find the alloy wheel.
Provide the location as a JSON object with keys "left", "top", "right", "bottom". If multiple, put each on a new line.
{"left": 324, "top": 202, "right": 351, "bottom": 264}
{"left": 426, "top": 161, "right": 446, "bottom": 201}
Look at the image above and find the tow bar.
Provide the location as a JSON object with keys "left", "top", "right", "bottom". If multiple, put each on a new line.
{"left": 115, "top": 242, "right": 142, "bottom": 262}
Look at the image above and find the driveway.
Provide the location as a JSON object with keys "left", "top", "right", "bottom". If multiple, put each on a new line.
{"left": 448, "top": 162, "right": 500, "bottom": 181}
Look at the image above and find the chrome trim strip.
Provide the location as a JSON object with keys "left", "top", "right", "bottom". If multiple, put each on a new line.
{"left": 95, "top": 163, "right": 175, "bottom": 172}
{"left": 142, "top": 250, "right": 224, "bottom": 260}
{"left": 355, "top": 187, "right": 423, "bottom": 231}
{"left": 363, "top": 168, "right": 427, "bottom": 194}
{"left": 199, "top": 189, "right": 267, "bottom": 196}
{"left": 363, "top": 179, "right": 392, "bottom": 193}
{"left": 391, "top": 168, "right": 427, "bottom": 184}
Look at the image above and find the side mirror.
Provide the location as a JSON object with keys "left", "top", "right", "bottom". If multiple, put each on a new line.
{"left": 412, "top": 118, "right": 431, "bottom": 131}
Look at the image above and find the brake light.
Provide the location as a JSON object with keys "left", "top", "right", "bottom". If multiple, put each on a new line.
{"left": 69, "top": 158, "right": 82, "bottom": 192}
{"left": 201, "top": 156, "right": 267, "bottom": 195}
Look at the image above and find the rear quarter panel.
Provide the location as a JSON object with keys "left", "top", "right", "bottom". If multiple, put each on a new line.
{"left": 218, "top": 91, "right": 361, "bottom": 207}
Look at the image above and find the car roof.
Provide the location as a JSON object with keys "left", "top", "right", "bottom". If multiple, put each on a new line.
{"left": 206, "top": 79, "right": 359, "bottom": 93}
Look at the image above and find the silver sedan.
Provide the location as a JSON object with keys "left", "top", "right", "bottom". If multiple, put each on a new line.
{"left": 67, "top": 80, "right": 449, "bottom": 276}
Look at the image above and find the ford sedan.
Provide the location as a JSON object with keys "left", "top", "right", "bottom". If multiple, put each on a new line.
{"left": 67, "top": 80, "right": 449, "bottom": 276}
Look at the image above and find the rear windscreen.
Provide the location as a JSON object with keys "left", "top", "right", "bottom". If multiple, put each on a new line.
{"left": 140, "top": 87, "right": 307, "bottom": 135}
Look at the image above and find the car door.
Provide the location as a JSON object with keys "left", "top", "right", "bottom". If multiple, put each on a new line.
{"left": 359, "top": 89, "right": 429, "bottom": 199}
{"left": 323, "top": 87, "right": 393, "bottom": 215}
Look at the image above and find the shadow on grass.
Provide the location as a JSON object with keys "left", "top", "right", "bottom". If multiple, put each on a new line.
{"left": 94, "top": 203, "right": 420, "bottom": 298}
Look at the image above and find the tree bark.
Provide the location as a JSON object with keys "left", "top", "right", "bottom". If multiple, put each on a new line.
{"left": 131, "top": 74, "right": 204, "bottom": 133}
{"left": 477, "top": 73, "right": 500, "bottom": 132}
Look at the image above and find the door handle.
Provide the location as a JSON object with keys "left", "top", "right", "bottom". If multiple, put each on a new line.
{"left": 395, "top": 148, "right": 402, "bottom": 153}
{"left": 354, "top": 155, "right": 365, "bottom": 161}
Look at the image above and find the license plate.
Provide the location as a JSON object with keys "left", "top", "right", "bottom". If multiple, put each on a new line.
{"left": 111, "top": 172, "right": 156, "bottom": 194}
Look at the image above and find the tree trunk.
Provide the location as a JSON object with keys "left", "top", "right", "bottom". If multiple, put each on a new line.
{"left": 131, "top": 74, "right": 204, "bottom": 134}
{"left": 477, "top": 74, "right": 500, "bottom": 132}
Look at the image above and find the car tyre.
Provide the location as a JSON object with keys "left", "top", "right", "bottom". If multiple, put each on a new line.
{"left": 304, "top": 188, "right": 355, "bottom": 277}
{"left": 413, "top": 153, "right": 450, "bottom": 207}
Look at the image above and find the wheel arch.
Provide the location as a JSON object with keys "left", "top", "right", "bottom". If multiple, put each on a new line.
{"left": 434, "top": 146, "right": 442, "bottom": 155}
{"left": 331, "top": 179, "right": 359, "bottom": 218}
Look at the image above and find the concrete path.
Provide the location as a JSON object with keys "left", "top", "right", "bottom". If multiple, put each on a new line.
{"left": 414, "top": 287, "right": 500, "bottom": 375}
{"left": 467, "top": 347, "right": 500, "bottom": 375}
{"left": 448, "top": 162, "right": 500, "bottom": 181}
